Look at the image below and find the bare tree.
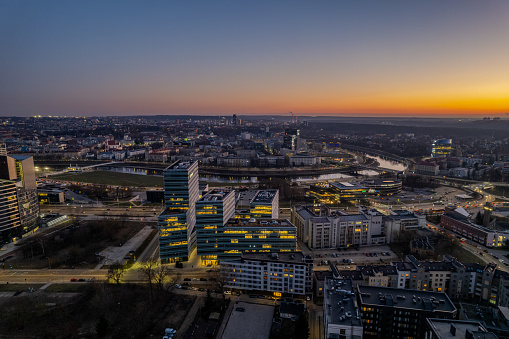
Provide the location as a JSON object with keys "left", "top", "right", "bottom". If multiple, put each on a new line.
{"left": 107, "top": 261, "right": 126, "bottom": 285}
{"left": 140, "top": 259, "right": 158, "bottom": 302}
{"left": 207, "top": 267, "right": 232, "bottom": 298}
{"left": 153, "top": 264, "right": 181, "bottom": 291}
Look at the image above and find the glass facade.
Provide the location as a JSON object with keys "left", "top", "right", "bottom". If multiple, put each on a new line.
{"left": 158, "top": 161, "right": 199, "bottom": 263}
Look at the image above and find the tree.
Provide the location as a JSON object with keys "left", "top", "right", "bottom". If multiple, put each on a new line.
{"left": 154, "top": 263, "right": 181, "bottom": 291}
{"left": 208, "top": 267, "right": 231, "bottom": 298}
{"left": 107, "top": 261, "right": 126, "bottom": 285}
{"left": 141, "top": 260, "right": 158, "bottom": 302}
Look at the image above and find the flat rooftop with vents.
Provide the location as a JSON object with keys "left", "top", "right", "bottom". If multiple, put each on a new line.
{"left": 357, "top": 285, "right": 456, "bottom": 313}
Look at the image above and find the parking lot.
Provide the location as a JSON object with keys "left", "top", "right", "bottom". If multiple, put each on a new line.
{"left": 221, "top": 302, "right": 275, "bottom": 339}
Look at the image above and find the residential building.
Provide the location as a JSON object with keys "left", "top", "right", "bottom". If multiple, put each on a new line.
{"left": 221, "top": 251, "right": 313, "bottom": 295}
{"left": 357, "top": 285, "right": 457, "bottom": 339}
{"left": 425, "top": 319, "right": 497, "bottom": 339}
{"left": 158, "top": 161, "right": 199, "bottom": 263}
{"left": 323, "top": 275, "right": 363, "bottom": 339}
{"left": 291, "top": 205, "right": 385, "bottom": 250}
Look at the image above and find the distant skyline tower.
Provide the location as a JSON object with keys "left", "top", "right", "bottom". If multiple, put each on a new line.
{"left": 158, "top": 161, "right": 199, "bottom": 263}
{"left": 232, "top": 114, "right": 238, "bottom": 126}
{"left": 283, "top": 128, "right": 300, "bottom": 150}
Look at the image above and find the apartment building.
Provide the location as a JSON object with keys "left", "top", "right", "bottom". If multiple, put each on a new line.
{"left": 221, "top": 251, "right": 313, "bottom": 295}
{"left": 324, "top": 276, "right": 363, "bottom": 339}
{"left": 291, "top": 205, "right": 385, "bottom": 249}
{"left": 357, "top": 285, "right": 457, "bottom": 339}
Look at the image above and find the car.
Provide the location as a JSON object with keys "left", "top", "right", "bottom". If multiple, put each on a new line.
{"left": 306, "top": 296, "right": 311, "bottom": 301}
{"left": 78, "top": 278, "right": 85, "bottom": 282}
{"left": 224, "top": 291, "right": 232, "bottom": 295}
{"left": 175, "top": 284, "right": 181, "bottom": 289}
{"left": 249, "top": 295, "right": 257, "bottom": 298}
{"left": 86, "top": 278, "right": 95, "bottom": 282}
{"left": 198, "top": 288, "right": 205, "bottom": 291}
{"left": 13, "top": 290, "right": 22, "bottom": 296}
{"left": 165, "top": 328, "right": 177, "bottom": 335}
{"left": 184, "top": 278, "right": 191, "bottom": 281}
{"left": 200, "top": 278, "right": 207, "bottom": 281}
{"left": 235, "top": 307, "right": 245, "bottom": 312}
{"left": 192, "top": 278, "right": 198, "bottom": 281}
{"left": 70, "top": 278, "right": 78, "bottom": 282}
{"left": 257, "top": 295, "right": 265, "bottom": 299}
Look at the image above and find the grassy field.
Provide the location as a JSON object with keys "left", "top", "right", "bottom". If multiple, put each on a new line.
{"left": 0, "top": 284, "right": 44, "bottom": 292}
{"left": 50, "top": 170, "right": 163, "bottom": 187}
{"left": 44, "top": 283, "right": 90, "bottom": 293}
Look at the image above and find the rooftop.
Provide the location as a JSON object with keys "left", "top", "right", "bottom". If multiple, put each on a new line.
{"left": 240, "top": 251, "right": 310, "bottom": 264}
{"left": 225, "top": 218, "right": 294, "bottom": 228}
{"left": 158, "top": 207, "right": 187, "bottom": 217}
{"left": 198, "top": 189, "right": 233, "bottom": 202}
{"left": 251, "top": 190, "right": 278, "bottom": 204}
{"left": 325, "top": 278, "right": 362, "bottom": 328}
{"left": 331, "top": 182, "right": 366, "bottom": 190}
{"left": 166, "top": 160, "right": 196, "bottom": 170}
{"left": 426, "top": 319, "right": 495, "bottom": 339}
{"left": 357, "top": 285, "right": 456, "bottom": 313}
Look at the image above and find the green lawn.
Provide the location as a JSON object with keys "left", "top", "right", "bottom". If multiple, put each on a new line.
{"left": 50, "top": 171, "right": 163, "bottom": 187}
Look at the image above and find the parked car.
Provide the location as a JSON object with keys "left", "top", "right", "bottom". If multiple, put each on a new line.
{"left": 235, "top": 307, "right": 245, "bottom": 312}
{"left": 70, "top": 278, "right": 78, "bottom": 282}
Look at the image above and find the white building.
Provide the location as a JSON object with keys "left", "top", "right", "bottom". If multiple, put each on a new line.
{"left": 291, "top": 205, "right": 386, "bottom": 249}
{"left": 288, "top": 153, "right": 321, "bottom": 166}
{"left": 221, "top": 252, "right": 313, "bottom": 295}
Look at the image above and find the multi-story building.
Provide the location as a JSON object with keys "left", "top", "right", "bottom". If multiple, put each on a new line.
{"left": 218, "top": 218, "right": 297, "bottom": 262}
{"left": 0, "top": 180, "right": 22, "bottom": 244}
{"left": 440, "top": 207, "right": 509, "bottom": 247}
{"left": 292, "top": 205, "right": 385, "bottom": 249}
{"left": 221, "top": 251, "right": 313, "bottom": 295}
{"left": 425, "top": 319, "right": 497, "bottom": 339}
{"left": 414, "top": 161, "right": 440, "bottom": 176}
{"left": 357, "top": 285, "right": 457, "bottom": 339}
{"left": 432, "top": 139, "right": 453, "bottom": 158}
{"left": 283, "top": 128, "right": 299, "bottom": 150}
{"left": 0, "top": 150, "right": 39, "bottom": 244}
{"left": 324, "top": 276, "right": 363, "bottom": 339}
{"left": 288, "top": 153, "right": 321, "bottom": 166}
{"left": 383, "top": 209, "right": 426, "bottom": 242}
{"left": 158, "top": 161, "right": 199, "bottom": 263}
{"left": 309, "top": 182, "right": 369, "bottom": 204}
{"left": 196, "top": 189, "right": 236, "bottom": 265}
{"left": 249, "top": 189, "right": 279, "bottom": 219}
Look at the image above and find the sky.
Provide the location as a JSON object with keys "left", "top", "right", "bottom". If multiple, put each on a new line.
{"left": 1, "top": 1, "right": 508, "bottom": 117}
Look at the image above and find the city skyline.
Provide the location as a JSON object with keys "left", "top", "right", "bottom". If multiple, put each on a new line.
{"left": 1, "top": 1, "right": 508, "bottom": 117}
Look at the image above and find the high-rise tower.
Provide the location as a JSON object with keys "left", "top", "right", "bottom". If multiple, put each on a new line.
{"left": 158, "top": 161, "right": 199, "bottom": 263}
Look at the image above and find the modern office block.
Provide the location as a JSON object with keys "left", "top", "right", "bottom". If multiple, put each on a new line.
{"left": 158, "top": 161, "right": 199, "bottom": 263}
{"left": 0, "top": 151, "right": 39, "bottom": 244}
{"left": 196, "top": 189, "right": 236, "bottom": 265}
{"left": 0, "top": 180, "right": 21, "bottom": 244}
{"left": 432, "top": 139, "right": 453, "bottom": 158}
{"left": 249, "top": 189, "right": 279, "bottom": 219}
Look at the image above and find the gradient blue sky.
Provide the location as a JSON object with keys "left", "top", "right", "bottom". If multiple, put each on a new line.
{"left": 1, "top": 1, "right": 508, "bottom": 117}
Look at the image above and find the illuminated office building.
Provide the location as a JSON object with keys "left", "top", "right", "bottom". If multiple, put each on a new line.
{"left": 432, "top": 139, "right": 453, "bottom": 158}
{"left": 0, "top": 149, "right": 39, "bottom": 244}
{"left": 249, "top": 189, "right": 279, "bottom": 219}
{"left": 158, "top": 161, "right": 199, "bottom": 263}
{"left": 196, "top": 189, "right": 236, "bottom": 265}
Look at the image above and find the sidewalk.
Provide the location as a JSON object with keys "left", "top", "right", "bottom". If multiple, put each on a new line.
{"left": 175, "top": 296, "right": 204, "bottom": 339}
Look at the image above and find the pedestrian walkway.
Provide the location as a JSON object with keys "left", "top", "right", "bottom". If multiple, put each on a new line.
{"left": 39, "top": 282, "right": 53, "bottom": 290}
{"left": 215, "top": 297, "right": 234, "bottom": 339}
{"left": 175, "top": 296, "right": 204, "bottom": 339}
